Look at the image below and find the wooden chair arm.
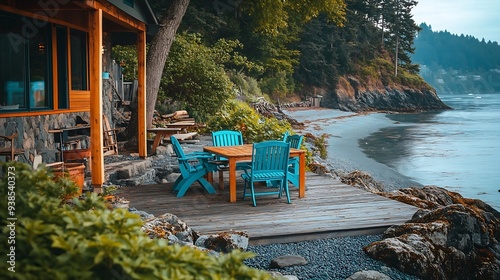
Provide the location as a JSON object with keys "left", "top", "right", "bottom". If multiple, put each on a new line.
{"left": 0, "top": 133, "right": 18, "bottom": 141}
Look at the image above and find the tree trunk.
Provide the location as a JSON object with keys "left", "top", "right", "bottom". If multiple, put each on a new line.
{"left": 125, "top": 0, "right": 190, "bottom": 143}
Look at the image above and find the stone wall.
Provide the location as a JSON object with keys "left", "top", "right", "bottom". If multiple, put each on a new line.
{"left": 0, "top": 112, "right": 90, "bottom": 164}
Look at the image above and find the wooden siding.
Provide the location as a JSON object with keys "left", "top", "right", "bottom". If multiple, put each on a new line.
{"left": 117, "top": 172, "right": 419, "bottom": 245}
{"left": 69, "top": 91, "right": 91, "bottom": 110}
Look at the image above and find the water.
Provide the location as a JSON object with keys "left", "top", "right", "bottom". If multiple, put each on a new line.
{"left": 360, "top": 93, "right": 500, "bottom": 210}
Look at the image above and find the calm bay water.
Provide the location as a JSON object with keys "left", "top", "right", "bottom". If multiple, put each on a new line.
{"left": 361, "top": 93, "right": 500, "bottom": 210}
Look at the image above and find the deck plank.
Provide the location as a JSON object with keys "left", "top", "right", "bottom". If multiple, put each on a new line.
{"left": 117, "top": 172, "right": 418, "bottom": 245}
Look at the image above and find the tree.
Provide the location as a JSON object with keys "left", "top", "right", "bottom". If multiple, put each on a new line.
{"left": 379, "top": 0, "right": 419, "bottom": 76}
{"left": 126, "top": 0, "right": 347, "bottom": 142}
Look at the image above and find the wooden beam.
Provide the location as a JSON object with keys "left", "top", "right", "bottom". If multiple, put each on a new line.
{"left": 137, "top": 30, "right": 147, "bottom": 158}
{"left": 89, "top": 8, "right": 104, "bottom": 192}
{"left": 82, "top": 0, "right": 146, "bottom": 32}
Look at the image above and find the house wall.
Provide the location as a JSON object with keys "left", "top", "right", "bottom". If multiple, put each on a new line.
{"left": 0, "top": 112, "right": 90, "bottom": 164}
{"left": 0, "top": 31, "right": 122, "bottom": 166}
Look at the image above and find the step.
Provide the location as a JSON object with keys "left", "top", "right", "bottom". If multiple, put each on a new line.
{"left": 111, "top": 168, "right": 157, "bottom": 186}
{"left": 105, "top": 158, "right": 153, "bottom": 182}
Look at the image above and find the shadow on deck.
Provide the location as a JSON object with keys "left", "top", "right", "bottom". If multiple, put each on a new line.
{"left": 117, "top": 172, "right": 419, "bottom": 245}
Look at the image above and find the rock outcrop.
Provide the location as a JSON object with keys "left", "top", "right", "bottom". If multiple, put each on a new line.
{"left": 140, "top": 212, "right": 249, "bottom": 254}
{"left": 333, "top": 76, "right": 451, "bottom": 112}
{"left": 364, "top": 186, "right": 500, "bottom": 280}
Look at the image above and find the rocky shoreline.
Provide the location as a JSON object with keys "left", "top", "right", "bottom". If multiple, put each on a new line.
{"left": 106, "top": 105, "right": 499, "bottom": 279}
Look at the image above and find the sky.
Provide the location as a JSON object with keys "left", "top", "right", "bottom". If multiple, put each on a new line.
{"left": 411, "top": 0, "right": 500, "bottom": 43}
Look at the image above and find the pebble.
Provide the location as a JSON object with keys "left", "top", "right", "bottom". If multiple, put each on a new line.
{"left": 244, "top": 235, "right": 420, "bottom": 280}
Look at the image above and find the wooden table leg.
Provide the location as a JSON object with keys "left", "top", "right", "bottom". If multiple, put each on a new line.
{"left": 229, "top": 158, "right": 237, "bottom": 202}
{"left": 151, "top": 133, "right": 162, "bottom": 154}
{"left": 299, "top": 153, "right": 306, "bottom": 198}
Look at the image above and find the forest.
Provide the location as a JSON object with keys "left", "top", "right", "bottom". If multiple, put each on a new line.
{"left": 412, "top": 23, "right": 500, "bottom": 93}
{"left": 115, "top": 0, "right": 426, "bottom": 122}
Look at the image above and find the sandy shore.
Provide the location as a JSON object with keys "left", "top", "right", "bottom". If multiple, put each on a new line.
{"left": 284, "top": 108, "right": 423, "bottom": 192}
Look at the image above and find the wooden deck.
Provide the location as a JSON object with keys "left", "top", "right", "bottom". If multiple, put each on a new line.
{"left": 117, "top": 172, "right": 419, "bottom": 245}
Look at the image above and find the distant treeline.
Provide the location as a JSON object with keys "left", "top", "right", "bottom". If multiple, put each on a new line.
{"left": 412, "top": 23, "right": 500, "bottom": 71}
{"left": 176, "top": 0, "right": 421, "bottom": 101}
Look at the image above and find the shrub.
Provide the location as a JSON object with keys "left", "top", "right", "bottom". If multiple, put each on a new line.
{"left": 206, "top": 100, "right": 291, "bottom": 143}
{"left": 0, "top": 162, "right": 273, "bottom": 280}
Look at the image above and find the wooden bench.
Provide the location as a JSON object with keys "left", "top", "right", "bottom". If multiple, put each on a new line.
{"left": 170, "top": 132, "right": 198, "bottom": 142}
{"left": 148, "top": 127, "right": 183, "bottom": 154}
{"left": 164, "top": 121, "right": 197, "bottom": 132}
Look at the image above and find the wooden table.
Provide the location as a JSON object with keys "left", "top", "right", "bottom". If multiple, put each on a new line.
{"left": 203, "top": 144, "right": 306, "bottom": 202}
{"left": 147, "top": 127, "right": 182, "bottom": 154}
{"left": 164, "top": 121, "right": 196, "bottom": 131}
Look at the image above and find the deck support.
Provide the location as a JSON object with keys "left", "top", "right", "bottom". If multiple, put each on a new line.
{"left": 89, "top": 8, "right": 104, "bottom": 192}
{"left": 137, "top": 31, "right": 147, "bottom": 159}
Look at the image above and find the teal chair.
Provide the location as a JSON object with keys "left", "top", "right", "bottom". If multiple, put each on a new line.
{"left": 241, "top": 140, "right": 291, "bottom": 206}
{"left": 286, "top": 134, "right": 304, "bottom": 187}
{"left": 282, "top": 131, "right": 289, "bottom": 142}
{"left": 170, "top": 136, "right": 217, "bottom": 197}
{"left": 211, "top": 130, "right": 248, "bottom": 188}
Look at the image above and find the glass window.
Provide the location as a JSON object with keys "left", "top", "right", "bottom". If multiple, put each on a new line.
{"left": 70, "top": 29, "right": 88, "bottom": 90}
{"left": 0, "top": 12, "right": 50, "bottom": 111}
{"left": 0, "top": 14, "right": 26, "bottom": 110}
{"left": 0, "top": 12, "right": 89, "bottom": 114}
{"left": 29, "top": 26, "right": 50, "bottom": 108}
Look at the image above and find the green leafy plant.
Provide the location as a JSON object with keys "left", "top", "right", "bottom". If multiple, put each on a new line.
{"left": 206, "top": 100, "right": 291, "bottom": 143}
{"left": 0, "top": 162, "right": 274, "bottom": 279}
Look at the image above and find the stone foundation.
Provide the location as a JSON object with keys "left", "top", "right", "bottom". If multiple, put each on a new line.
{"left": 0, "top": 112, "right": 90, "bottom": 165}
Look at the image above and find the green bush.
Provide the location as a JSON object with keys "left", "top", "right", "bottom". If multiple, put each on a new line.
{"left": 0, "top": 162, "right": 273, "bottom": 280}
{"left": 206, "top": 100, "right": 291, "bottom": 143}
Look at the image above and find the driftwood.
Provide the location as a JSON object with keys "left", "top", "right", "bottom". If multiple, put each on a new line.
{"left": 250, "top": 98, "right": 303, "bottom": 127}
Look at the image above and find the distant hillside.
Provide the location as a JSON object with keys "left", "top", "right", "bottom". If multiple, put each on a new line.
{"left": 412, "top": 23, "right": 500, "bottom": 94}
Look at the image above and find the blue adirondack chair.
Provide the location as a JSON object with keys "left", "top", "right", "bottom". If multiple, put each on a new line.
{"left": 282, "top": 131, "right": 289, "bottom": 142}
{"left": 170, "top": 136, "right": 217, "bottom": 197}
{"left": 286, "top": 134, "right": 304, "bottom": 187}
{"left": 211, "top": 130, "right": 248, "bottom": 188}
{"left": 241, "top": 140, "right": 291, "bottom": 206}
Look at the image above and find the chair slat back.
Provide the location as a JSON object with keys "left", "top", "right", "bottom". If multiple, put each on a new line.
{"left": 286, "top": 134, "right": 303, "bottom": 149}
{"left": 251, "top": 141, "right": 290, "bottom": 173}
{"left": 170, "top": 135, "right": 186, "bottom": 159}
{"left": 282, "top": 131, "right": 289, "bottom": 142}
{"left": 212, "top": 130, "right": 243, "bottom": 147}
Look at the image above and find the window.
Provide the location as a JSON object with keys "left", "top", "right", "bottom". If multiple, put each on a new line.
{"left": 0, "top": 12, "right": 50, "bottom": 111}
{"left": 0, "top": 11, "right": 89, "bottom": 113}
{"left": 70, "top": 29, "right": 88, "bottom": 90}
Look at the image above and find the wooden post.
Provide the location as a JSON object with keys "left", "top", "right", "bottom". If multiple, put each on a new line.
{"left": 89, "top": 8, "right": 104, "bottom": 192}
{"left": 137, "top": 31, "right": 147, "bottom": 158}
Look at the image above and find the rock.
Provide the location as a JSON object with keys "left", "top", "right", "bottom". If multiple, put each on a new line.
{"left": 364, "top": 187, "right": 500, "bottom": 280}
{"left": 269, "top": 255, "right": 308, "bottom": 268}
{"left": 155, "top": 145, "right": 169, "bottom": 155}
{"left": 142, "top": 213, "right": 196, "bottom": 244}
{"left": 195, "top": 231, "right": 249, "bottom": 253}
{"left": 166, "top": 173, "right": 180, "bottom": 183}
{"left": 345, "top": 270, "right": 391, "bottom": 280}
{"left": 128, "top": 208, "right": 155, "bottom": 220}
{"left": 266, "top": 271, "right": 299, "bottom": 280}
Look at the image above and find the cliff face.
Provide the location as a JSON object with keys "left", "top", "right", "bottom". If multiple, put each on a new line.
{"left": 329, "top": 76, "right": 451, "bottom": 112}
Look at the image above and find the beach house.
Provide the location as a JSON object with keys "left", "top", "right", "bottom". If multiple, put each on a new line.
{"left": 0, "top": 0, "right": 157, "bottom": 191}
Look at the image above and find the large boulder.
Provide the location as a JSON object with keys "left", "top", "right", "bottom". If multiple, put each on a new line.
{"left": 364, "top": 186, "right": 500, "bottom": 279}
{"left": 142, "top": 213, "right": 196, "bottom": 245}
{"left": 141, "top": 212, "right": 249, "bottom": 253}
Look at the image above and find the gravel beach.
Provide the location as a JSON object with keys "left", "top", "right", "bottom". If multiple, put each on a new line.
{"left": 241, "top": 109, "right": 423, "bottom": 279}
{"left": 244, "top": 234, "right": 420, "bottom": 280}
